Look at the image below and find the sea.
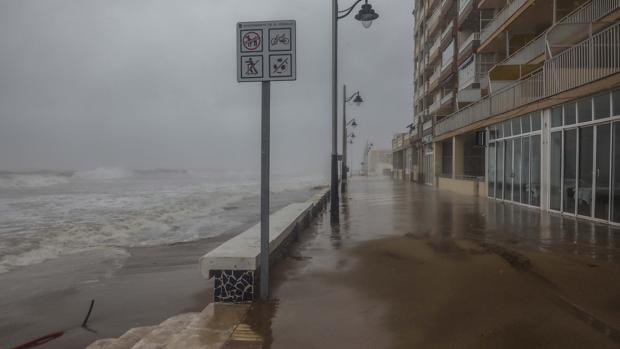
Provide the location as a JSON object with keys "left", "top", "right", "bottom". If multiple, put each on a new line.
{"left": 0, "top": 167, "right": 325, "bottom": 274}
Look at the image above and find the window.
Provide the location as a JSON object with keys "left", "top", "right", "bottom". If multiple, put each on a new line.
{"left": 512, "top": 118, "right": 521, "bottom": 135}
{"left": 550, "top": 132, "right": 562, "bottom": 211}
{"left": 613, "top": 90, "right": 620, "bottom": 116}
{"left": 521, "top": 115, "right": 531, "bottom": 133}
{"left": 531, "top": 112, "right": 541, "bottom": 131}
{"left": 441, "top": 140, "right": 453, "bottom": 176}
{"left": 488, "top": 143, "right": 496, "bottom": 198}
{"left": 531, "top": 135, "right": 541, "bottom": 207}
{"left": 578, "top": 98, "right": 592, "bottom": 123}
{"left": 564, "top": 102, "right": 576, "bottom": 125}
{"left": 552, "top": 106, "right": 563, "bottom": 127}
{"left": 578, "top": 127, "right": 593, "bottom": 216}
{"left": 564, "top": 129, "right": 577, "bottom": 214}
{"left": 503, "top": 121, "right": 512, "bottom": 137}
{"left": 594, "top": 93, "right": 610, "bottom": 120}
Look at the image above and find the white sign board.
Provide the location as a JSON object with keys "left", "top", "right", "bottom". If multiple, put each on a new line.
{"left": 237, "top": 20, "right": 296, "bottom": 82}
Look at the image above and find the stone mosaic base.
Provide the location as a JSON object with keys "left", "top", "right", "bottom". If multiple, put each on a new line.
{"left": 212, "top": 270, "right": 255, "bottom": 303}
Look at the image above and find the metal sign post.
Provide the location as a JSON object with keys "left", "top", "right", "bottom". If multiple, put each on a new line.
{"left": 237, "top": 20, "right": 296, "bottom": 300}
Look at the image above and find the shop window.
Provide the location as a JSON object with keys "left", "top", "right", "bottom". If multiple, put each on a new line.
{"left": 512, "top": 118, "right": 521, "bottom": 135}
{"left": 521, "top": 115, "right": 530, "bottom": 133}
{"left": 593, "top": 92, "right": 610, "bottom": 120}
{"left": 531, "top": 112, "right": 541, "bottom": 131}
{"left": 564, "top": 102, "right": 576, "bottom": 125}
{"left": 578, "top": 98, "right": 592, "bottom": 123}
{"left": 503, "top": 121, "right": 512, "bottom": 137}
{"left": 551, "top": 106, "right": 563, "bottom": 127}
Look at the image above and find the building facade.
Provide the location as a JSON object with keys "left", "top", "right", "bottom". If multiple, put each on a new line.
{"left": 403, "top": 0, "right": 620, "bottom": 224}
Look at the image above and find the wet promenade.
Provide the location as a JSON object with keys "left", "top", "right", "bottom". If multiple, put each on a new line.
{"left": 229, "top": 176, "right": 620, "bottom": 349}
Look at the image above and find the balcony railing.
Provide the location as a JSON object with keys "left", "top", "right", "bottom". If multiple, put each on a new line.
{"left": 560, "top": 0, "right": 620, "bottom": 24}
{"left": 503, "top": 32, "right": 545, "bottom": 65}
{"left": 544, "top": 21, "right": 620, "bottom": 96}
{"left": 480, "top": 0, "right": 530, "bottom": 45}
{"left": 435, "top": 21, "right": 620, "bottom": 136}
{"left": 458, "top": 32, "right": 479, "bottom": 54}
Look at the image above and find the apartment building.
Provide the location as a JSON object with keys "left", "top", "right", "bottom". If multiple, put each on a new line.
{"left": 402, "top": 0, "right": 620, "bottom": 224}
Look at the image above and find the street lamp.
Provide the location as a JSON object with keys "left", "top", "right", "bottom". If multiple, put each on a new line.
{"left": 331, "top": 0, "right": 379, "bottom": 224}
{"left": 342, "top": 89, "right": 362, "bottom": 194}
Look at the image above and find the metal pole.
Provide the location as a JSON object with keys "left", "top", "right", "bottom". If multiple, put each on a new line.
{"left": 341, "top": 84, "right": 347, "bottom": 193}
{"left": 260, "top": 80, "right": 270, "bottom": 300}
{"left": 331, "top": 0, "right": 340, "bottom": 223}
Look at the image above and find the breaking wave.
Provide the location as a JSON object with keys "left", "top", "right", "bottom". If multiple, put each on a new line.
{"left": 0, "top": 174, "right": 70, "bottom": 189}
{"left": 72, "top": 167, "right": 133, "bottom": 180}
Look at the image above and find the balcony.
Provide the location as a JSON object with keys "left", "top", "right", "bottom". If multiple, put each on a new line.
{"left": 428, "top": 38, "right": 441, "bottom": 63}
{"left": 429, "top": 68, "right": 442, "bottom": 91}
{"left": 458, "top": 32, "right": 480, "bottom": 56}
{"left": 546, "top": 0, "right": 620, "bottom": 56}
{"left": 440, "top": 0, "right": 452, "bottom": 17}
{"left": 457, "top": 88, "right": 482, "bottom": 103}
{"left": 458, "top": 58, "right": 480, "bottom": 90}
{"left": 479, "top": 0, "right": 533, "bottom": 49}
{"left": 440, "top": 20, "right": 454, "bottom": 47}
{"left": 503, "top": 32, "right": 545, "bottom": 65}
{"left": 435, "top": 21, "right": 620, "bottom": 136}
{"left": 441, "top": 90, "right": 454, "bottom": 105}
{"left": 429, "top": 97, "right": 442, "bottom": 114}
{"left": 441, "top": 41, "right": 455, "bottom": 72}
{"left": 459, "top": 0, "right": 473, "bottom": 16}
{"left": 427, "top": 9, "right": 441, "bottom": 38}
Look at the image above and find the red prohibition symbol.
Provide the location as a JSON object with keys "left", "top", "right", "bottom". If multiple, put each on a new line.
{"left": 242, "top": 32, "right": 261, "bottom": 51}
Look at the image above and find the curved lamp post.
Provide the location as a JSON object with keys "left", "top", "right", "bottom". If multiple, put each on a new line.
{"left": 331, "top": 0, "right": 379, "bottom": 224}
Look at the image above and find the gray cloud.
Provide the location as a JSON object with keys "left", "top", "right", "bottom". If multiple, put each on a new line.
{"left": 0, "top": 0, "right": 413, "bottom": 175}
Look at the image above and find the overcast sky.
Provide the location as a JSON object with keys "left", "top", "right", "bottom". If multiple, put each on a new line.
{"left": 0, "top": 0, "right": 413, "bottom": 176}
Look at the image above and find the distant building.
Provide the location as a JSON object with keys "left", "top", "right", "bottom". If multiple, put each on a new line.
{"left": 366, "top": 149, "right": 392, "bottom": 176}
{"left": 398, "top": 0, "right": 620, "bottom": 225}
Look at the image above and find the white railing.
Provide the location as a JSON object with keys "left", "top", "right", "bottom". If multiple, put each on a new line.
{"left": 435, "top": 22, "right": 620, "bottom": 136}
{"left": 503, "top": 32, "right": 546, "bottom": 65}
{"left": 545, "top": 21, "right": 620, "bottom": 95}
{"left": 560, "top": 0, "right": 620, "bottom": 24}
{"left": 459, "top": 0, "right": 473, "bottom": 15}
{"left": 480, "top": 0, "right": 529, "bottom": 44}
{"left": 458, "top": 32, "right": 479, "bottom": 54}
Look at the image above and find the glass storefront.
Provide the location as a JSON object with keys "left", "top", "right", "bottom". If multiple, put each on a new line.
{"left": 549, "top": 89, "right": 620, "bottom": 223}
{"left": 487, "top": 112, "right": 542, "bottom": 207}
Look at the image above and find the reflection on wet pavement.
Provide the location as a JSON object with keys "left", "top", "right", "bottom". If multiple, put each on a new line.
{"left": 240, "top": 177, "right": 620, "bottom": 349}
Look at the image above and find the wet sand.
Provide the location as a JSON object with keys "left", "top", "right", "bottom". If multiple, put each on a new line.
{"left": 234, "top": 177, "right": 620, "bottom": 349}
{"left": 0, "top": 189, "right": 315, "bottom": 349}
